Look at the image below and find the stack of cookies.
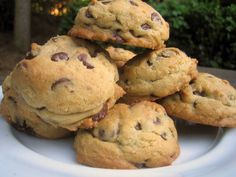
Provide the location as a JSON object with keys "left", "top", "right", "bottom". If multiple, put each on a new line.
{"left": 1, "top": 0, "right": 236, "bottom": 169}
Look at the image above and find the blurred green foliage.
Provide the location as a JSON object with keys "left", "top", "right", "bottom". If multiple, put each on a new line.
{"left": 148, "top": 0, "right": 236, "bottom": 69}
{"left": 58, "top": 0, "right": 236, "bottom": 69}
{"left": 59, "top": 0, "right": 90, "bottom": 34}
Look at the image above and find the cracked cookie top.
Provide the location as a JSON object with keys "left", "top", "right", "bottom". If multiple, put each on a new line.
{"left": 69, "top": 0, "right": 169, "bottom": 49}
{"left": 160, "top": 73, "right": 236, "bottom": 127}
{"left": 74, "top": 101, "right": 180, "bottom": 169}
{"left": 11, "top": 35, "right": 119, "bottom": 115}
{"left": 118, "top": 47, "right": 198, "bottom": 98}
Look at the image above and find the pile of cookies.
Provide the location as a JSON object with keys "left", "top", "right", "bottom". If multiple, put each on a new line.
{"left": 1, "top": 0, "right": 236, "bottom": 169}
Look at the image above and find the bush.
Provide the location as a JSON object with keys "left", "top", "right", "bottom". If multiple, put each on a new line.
{"left": 58, "top": 0, "right": 236, "bottom": 70}
{"left": 148, "top": 0, "right": 236, "bottom": 70}
{"left": 59, "top": 0, "right": 90, "bottom": 34}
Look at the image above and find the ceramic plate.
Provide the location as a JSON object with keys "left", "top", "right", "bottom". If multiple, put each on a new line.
{"left": 0, "top": 87, "right": 236, "bottom": 177}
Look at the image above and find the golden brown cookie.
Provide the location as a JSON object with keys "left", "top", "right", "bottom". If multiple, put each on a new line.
{"left": 69, "top": 0, "right": 169, "bottom": 49}
{"left": 74, "top": 101, "right": 180, "bottom": 169}
{"left": 9, "top": 35, "right": 124, "bottom": 131}
{"left": 160, "top": 73, "right": 236, "bottom": 127}
{"left": 0, "top": 75, "right": 71, "bottom": 139}
{"left": 118, "top": 47, "right": 198, "bottom": 99}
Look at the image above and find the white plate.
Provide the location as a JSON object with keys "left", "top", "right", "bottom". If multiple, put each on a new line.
{"left": 0, "top": 86, "right": 236, "bottom": 177}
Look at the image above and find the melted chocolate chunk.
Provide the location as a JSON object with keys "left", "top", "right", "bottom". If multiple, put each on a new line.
{"left": 151, "top": 12, "right": 162, "bottom": 24}
{"left": 189, "top": 80, "right": 195, "bottom": 85}
{"left": 135, "top": 122, "right": 142, "bottom": 130}
{"left": 130, "top": 0, "right": 138, "bottom": 6}
{"left": 113, "top": 33, "right": 125, "bottom": 43}
{"left": 51, "top": 78, "right": 71, "bottom": 90}
{"left": 51, "top": 52, "right": 69, "bottom": 62}
{"left": 85, "top": 9, "right": 93, "bottom": 18}
{"left": 141, "top": 23, "right": 151, "bottom": 30}
{"left": 160, "top": 132, "right": 167, "bottom": 141}
{"left": 98, "top": 129, "right": 105, "bottom": 138}
{"left": 78, "top": 53, "right": 94, "bottom": 69}
{"left": 153, "top": 117, "right": 161, "bottom": 125}
{"left": 92, "top": 103, "right": 108, "bottom": 122}
{"left": 147, "top": 60, "right": 153, "bottom": 66}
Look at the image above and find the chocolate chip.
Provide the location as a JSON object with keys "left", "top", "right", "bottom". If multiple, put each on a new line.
{"left": 92, "top": 103, "right": 108, "bottom": 121}
{"left": 51, "top": 52, "right": 69, "bottom": 62}
{"left": 130, "top": 0, "right": 138, "bottom": 6}
{"left": 151, "top": 12, "right": 162, "bottom": 24}
{"left": 78, "top": 53, "right": 94, "bottom": 69}
{"left": 85, "top": 9, "right": 93, "bottom": 18}
{"left": 141, "top": 23, "right": 151, "bottom": 30}
{"left": 89, "top": 49, "right": 102, "bottom": 58}
{"left": 8, "top": 96, "right": 17, "bottom": 104}
{"left": 98, "top": 129, "right": 105, "bottom": 138}
{"left": 36, "top": 107, "right": 46, "bottom": 111}
{"left": 135, "top": 122, "right": 142, "bottom": 130}
{"left": 147, "top": 60, "right": 153, "bottom": 66}
{"left": 160, "top": 132, "right": 167, "bottom": 140}
{"left": 113, "top": 33, "right": 125, "bottom": 43}
{"left": 189, "top": 80, "right": 195, "bottom": 85}
{"left": 153, "top": 117, "right": 161, "bottom": 125}
{"left": 51, "top": 78, "right": 71, "bottom": 90}
{"left": 25, "top": 51, "right": 35, "bottom": 60}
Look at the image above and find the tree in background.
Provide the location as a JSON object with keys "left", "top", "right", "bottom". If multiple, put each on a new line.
{"left": 14, "top": 0, "right": 31, "bottom": 52}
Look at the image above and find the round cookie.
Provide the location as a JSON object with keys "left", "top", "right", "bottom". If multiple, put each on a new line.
{"left": 0, "top": 75, "right": 71, "bottom": 139}
{"left": 160, "top": 73, "right": 236, "bottom": 127}
{"left": 118, "top": 47, "right": 198, "bottom": 99}
{"left": 106, "top": 46, "right": 136, "bottom": 67}
{"left": 74, "top": 101, "right": 180, "bottom": 169}
{"left": 69, "top": 0, "right": 169, "bottom": 49}
{"left": 10, "top": 35, "right": 124, "bottom": 130}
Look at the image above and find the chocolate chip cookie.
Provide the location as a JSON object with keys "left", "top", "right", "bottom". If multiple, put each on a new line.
{"left": 74, "top": 101, "right": 180, "bottom": 169}
{"left": 69, "top": 0, "right": 169, "bottom": 49}
{"left": 0, "top": 74, "right": 71, "bottom": 139}
{"left": 160, "top": 73, "right": 236, "bottom": 127}
{"left": 118, "top": 47, "right": 198, "bottom": 99}
{"left": 106, "top": 46, "right": 136, "bottom": 67}
{"left": 10, "top": 35, "right": 124, "bottom": 131}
